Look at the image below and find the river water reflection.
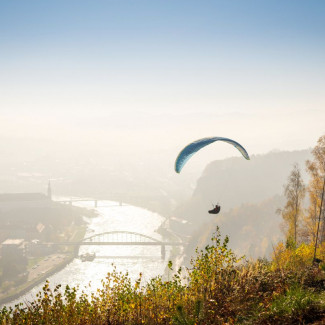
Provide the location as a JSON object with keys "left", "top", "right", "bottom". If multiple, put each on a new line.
{"left": 7, "top": 200, "right": 170, "bottom": 307}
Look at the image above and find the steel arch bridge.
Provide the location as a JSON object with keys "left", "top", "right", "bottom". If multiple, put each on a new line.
{"left": 82, "top": 231, "right": 162, "bottom": 244}
{"left": 41, "top": 231, "right": 184, "bottom": 259}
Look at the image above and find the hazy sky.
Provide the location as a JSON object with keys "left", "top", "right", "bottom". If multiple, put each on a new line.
{"left": 1, "top": 1, "right": 325, "bottom": 166}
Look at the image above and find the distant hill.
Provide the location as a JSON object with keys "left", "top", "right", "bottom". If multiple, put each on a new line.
{"left": 174, "top": 149, "right": 312, "bottom": 259}
{"left": 175, "top": 149, "right": 311, "bottom": 221}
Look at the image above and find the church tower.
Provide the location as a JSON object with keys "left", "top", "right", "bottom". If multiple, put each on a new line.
{"left": 47, "top": 180, "right": 52, "bottom": 200}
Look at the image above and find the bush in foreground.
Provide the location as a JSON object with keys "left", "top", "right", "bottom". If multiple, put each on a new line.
{"left": 1, "top": 227, "right": 325, "bottom": 324}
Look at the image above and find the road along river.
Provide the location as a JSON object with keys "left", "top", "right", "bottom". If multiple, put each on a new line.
{"left": 5, "top": 199, "right": 174, "bottom": 307}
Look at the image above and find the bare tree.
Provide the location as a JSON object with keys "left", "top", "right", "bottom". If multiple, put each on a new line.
{"left": 306, "top": 135, "right": 325, "bottom": 261}
{"left": 281, "top": 163, "right": 305, "bottom": 244}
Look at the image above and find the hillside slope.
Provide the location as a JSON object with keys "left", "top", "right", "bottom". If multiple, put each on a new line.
{"left": 174, "top": 149, "right": 311, "bottom": 259}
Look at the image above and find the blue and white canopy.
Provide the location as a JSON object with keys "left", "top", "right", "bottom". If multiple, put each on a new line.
{"left": 175, "top": 137, "right": 250, "bottom": 173}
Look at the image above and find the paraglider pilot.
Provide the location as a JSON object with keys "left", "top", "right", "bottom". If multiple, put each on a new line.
{"left": 209, "top": 204, "right": 221, "bottom": 214}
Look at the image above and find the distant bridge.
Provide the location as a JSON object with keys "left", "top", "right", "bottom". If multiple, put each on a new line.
{"left": 56, "top": 199, "right": 127, "bottom": 208}
{"left": 39, "top": 231, "right": 185, "bottom": 259}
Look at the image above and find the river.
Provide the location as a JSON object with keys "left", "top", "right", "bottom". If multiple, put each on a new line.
{"left": 5, "top": 199, "right": 173, "bottom": 307}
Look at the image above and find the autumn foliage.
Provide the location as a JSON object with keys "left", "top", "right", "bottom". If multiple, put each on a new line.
{"left": 1, "top": 227, "right": 325, "bottom": 325}
{"left": 1, "top": 135, "right": 325, "bottom": 324}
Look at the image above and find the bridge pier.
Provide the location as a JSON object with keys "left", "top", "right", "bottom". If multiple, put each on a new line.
{"left": 161, "top": 245, "right": 166, "bottom": 260}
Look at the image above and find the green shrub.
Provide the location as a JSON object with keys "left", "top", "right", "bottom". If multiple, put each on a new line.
{"left": 1, "top": 227, "right": 325, "bottom": 324}
{"left": 259, "top": 285, "right": 324, "bottom": 324}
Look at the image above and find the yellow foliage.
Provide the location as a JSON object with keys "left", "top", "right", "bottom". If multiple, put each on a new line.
{"left": 271, "top": 241, "right": 315, "bottom": 271}
{"left": 1, "top": 227, "right": 324, "bottom": 324}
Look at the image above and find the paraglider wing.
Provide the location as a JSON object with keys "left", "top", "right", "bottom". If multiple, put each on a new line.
{"left": 174, "top": 137, "right": 250, "bottom": 173}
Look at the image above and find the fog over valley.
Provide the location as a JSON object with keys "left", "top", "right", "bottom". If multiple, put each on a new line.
{"left": 1, "top": 1, "right": 325, "bottom": 322}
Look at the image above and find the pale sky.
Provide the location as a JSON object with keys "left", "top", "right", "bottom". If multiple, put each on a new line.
{"left": 1, "top": 1, "right": 325, "bottom": 168}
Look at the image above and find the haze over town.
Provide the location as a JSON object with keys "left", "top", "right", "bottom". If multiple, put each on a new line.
{"left": 0, "top": 0, "right": 325, "bottom": 314}
{"left": 1, "top": 1, "right": 324, "bottom": 174}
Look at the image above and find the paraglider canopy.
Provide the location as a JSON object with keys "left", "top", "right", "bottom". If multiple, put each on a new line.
{"left": 174, "top": 137, "right": 250, "bottom": 173}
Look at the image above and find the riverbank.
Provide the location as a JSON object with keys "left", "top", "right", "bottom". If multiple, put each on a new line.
{"left": 4, "top": 229, "right": 325, "bottom": 324}
{"left": 0, "top": 254, "right": 74, "bottom": 306}
{"left": 0, "top": 225, "right": 86, "bottom": 306}
{"left": 156, "top": 224, "right": 187, "bottom": 280}
{"left": 1, "top": 200, "right": 179, "bottom": 308}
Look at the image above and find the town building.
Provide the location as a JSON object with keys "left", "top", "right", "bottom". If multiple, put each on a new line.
{"left": 0, "top": 238, "right": 27, "bottom": 280}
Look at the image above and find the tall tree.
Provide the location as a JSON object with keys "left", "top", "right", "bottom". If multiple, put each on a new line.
{"left": 280, "top": 163, "right": 305, "bottom": 244}
{"left": 303, "top": 163, "right": 323, "bottom": 243}
{"left": 306, "top": 135, "right": 325, "bottom": 259}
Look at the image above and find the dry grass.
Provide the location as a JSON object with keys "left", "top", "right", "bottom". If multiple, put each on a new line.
{"left": 1, "top": 227, "right": 325, "bottom": 324}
